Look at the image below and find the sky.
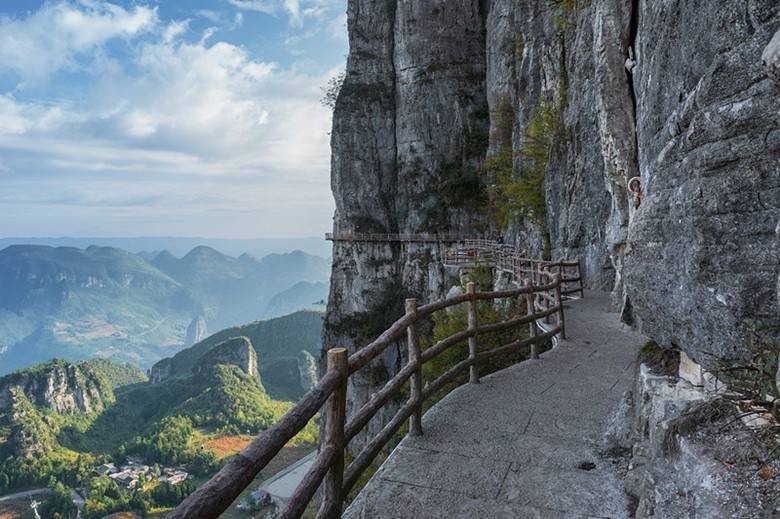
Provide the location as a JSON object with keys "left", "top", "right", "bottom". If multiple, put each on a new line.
{"left": 0, "top": 0, "right": 348, "bottom": 238}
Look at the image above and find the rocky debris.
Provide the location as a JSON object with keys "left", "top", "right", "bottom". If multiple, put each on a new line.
{"left": 193, "top": 336, "right": 258, "bottom": 379}
{"left": 0, "top": 360, "right": 113, "bottom": 414}
{"left": 184, "top": 315, "right": 208, "bottom": 347}
{"left": 606, "top": 362, "right": 780, "bottom": 518}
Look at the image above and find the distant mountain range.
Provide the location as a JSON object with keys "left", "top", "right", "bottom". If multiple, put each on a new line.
{"left": 0, "top": 236, "right": 332, "bottom": 260}
{"left": 0, "top": 244, "right": 330, "bottom": 375}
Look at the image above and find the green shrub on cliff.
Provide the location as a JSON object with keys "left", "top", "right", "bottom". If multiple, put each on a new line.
{"left": 483, "top": 95, "right": 563, "bottom": 228}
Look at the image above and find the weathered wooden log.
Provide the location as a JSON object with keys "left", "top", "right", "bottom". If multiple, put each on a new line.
{"left": 347, "top": 284, "right": 554, "bottom": 374}
{"left": 344, "top": 359, "right": 417, "bottom": 442}
{"left": 347, "top": 313, "right": 416, "bottom": 374}
{"left": 467, "top": 282, "right": 479, "bottom": 384}
{"left": 526, "top": 282, "right": 539, "bottom": 359}
{"left": 278, "top": 445, "right": 337, "bottom": 519}
{"left": 168, "top": 371, "right": 340, "bottom": 519}
{"left": 477, "top": 328, "right": 560, "bottom": 363}
{"left": 476, "top": 313, "right": 539, "bottom": 335}
{"left": 420, "top": 328, "right": 474, "bottom": 363}
{"left": 422, "top": 357, "right": 474, "bottom": 399}
{"left": 320, "top": 348, "right": 348, "bottom": 517}
{"left": 342, "top": 399, "right": 418, "bottom": 495}
{"left": 555, "top": 277, "right": 566, "bottom": 340}
{"left": 406, "top": 298, "right": 423, "bottom": 437}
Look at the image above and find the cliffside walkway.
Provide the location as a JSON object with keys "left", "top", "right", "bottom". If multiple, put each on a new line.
{"left": 172, "top": 240, "right": 611, "bottom": 519}
{"left": 344, "top": 292, "right": 647, "bottom": 518}
{"left": 325, "top": 232, "right": 471, "bottom": 243}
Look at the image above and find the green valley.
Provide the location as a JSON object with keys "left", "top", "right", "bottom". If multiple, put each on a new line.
{"left": 0, "top": 312, "right": 322, "bottom": 518}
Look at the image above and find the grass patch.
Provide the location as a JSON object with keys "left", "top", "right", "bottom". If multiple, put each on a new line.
{"left": 637, "top": 341, "right": 679, "bottom": 376}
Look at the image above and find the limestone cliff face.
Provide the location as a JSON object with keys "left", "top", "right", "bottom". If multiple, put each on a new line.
{"left": 193, "top": 336, "right": 258, "bottom": 379}
{"left": 624, "top": 2, "right": 780, "bottom": 364}
{"left": 326, "top": 0, "right": 780, "bottom": 443}
{"left": 0, "top": 360, "right": 114, "bottom": 414}
{"left": 325, "top": 0, "right": 490, "bottom": 444}
{"left": 185, "top": 315, "right": 208, "bottom": 347}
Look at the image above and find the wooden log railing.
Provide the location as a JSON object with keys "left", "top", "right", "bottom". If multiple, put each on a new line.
{"left": 325, "top": 231, "right": 475, "bottom": 243}
{"left": 443, "top": 240, "right": 585, "bottom": 300}
{"left": 171, "top": 269, "right": 567, "bottom": 519}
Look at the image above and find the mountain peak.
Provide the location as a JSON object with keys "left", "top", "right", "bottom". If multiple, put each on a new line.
{"left": 182, "top": 245, "right": 227, "bottom": 261}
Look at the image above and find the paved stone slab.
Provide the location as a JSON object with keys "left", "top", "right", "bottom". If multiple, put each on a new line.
{"left": 343, "top": 292, "right": 647, "bottom": 519}
{"left": 374, "top": 446, "right": 511, "bottom": 499}
{"left": 346, "top": 479, "right": 606, "bottom": 519}
{"left": 499, "top": 463, "right": 629, "bottom": 517}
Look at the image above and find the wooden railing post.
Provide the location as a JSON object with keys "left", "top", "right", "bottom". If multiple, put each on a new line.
{"left": 578, "top": 262, "right": 585, "bottom": 298}
{"left": 526, "top": 282, "right": 539, "bottom": 359}
{"left": 555, "top": 276, "right": 566, "bottom": 340}
{"left": 467, "top": 282, "right": 479, "bottom": 383}
{"left": 321, "top": 348, "right": 348, "bottom": 517}
{"left": 406, "top": 298, "right": 423, "bottom": 437}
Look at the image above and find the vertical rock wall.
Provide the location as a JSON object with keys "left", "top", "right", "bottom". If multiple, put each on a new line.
{"left": 624, "top": 0, "right": 780, "bottom": 363}
{"left": 325, "top": 0, "right": 489, "bottom": 446}
{"left": 326, "top": 0, "right": 780, "bottom": 445}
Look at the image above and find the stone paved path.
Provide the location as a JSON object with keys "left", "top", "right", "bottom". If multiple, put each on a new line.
{"left": 344, "top": 291, "right": 648, "bottom": 519}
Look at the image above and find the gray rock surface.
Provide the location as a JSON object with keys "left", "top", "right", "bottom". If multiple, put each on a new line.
{"left": 193, "top": 336, "right": 258, "bottom": 379}
{"left": 0, "top": 360, "right": 113, "bottom": 414}
{"left": 624, "top": 0, "right": 780, "bottom": 365}
{"left": 184, "top": 315, "right": 208, "bottom": 347}
{"left": 149, "top": 357, "right": 171, "bottom": 384}
{"left": 763, "top": 28, "right": 780, "bottom": 83}
{"left": 327, "top": 0, "right": 780, "bottom": 447}
{"left": 324, "top": 0, "right": 487, "bottom": 447}
{"left": 297, "top": 350, "right": 318, "bottom": 392}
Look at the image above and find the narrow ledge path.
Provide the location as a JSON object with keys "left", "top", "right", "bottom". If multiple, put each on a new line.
{"left": 344, "top": 291, "right": 648, "bottom": 519}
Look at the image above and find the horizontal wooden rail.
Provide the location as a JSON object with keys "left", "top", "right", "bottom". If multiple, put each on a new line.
{"left": 174, "top": 244, "right": 581, "bottom": 519}
{"left": 169, "top": 371, "right": 341, "bottom": 519}
{"left": 326, "top": 231, "right": 475, "bottom": 243}
{"left": 279, "top": 445, "right": 338, "bottom": 519}
{"left": 344, "top": 360, "right": 418, "bottom": 442}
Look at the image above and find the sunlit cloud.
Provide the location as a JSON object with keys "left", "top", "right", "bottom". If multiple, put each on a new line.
{"left": 0, "top": 1, "right": 157, "bottom": 82}
{"left": 0, "top": 0, "right": 347, "bottom": 238}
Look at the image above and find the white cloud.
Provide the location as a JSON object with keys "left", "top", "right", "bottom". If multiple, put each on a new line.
{"left": 0, "top": 95, "right": 71, "bottom": 135}
{"left": 0, "top": 1, "right": 347, "bottom": 237}
{"left": 0, "top": 1, "right": 157, "bottom": 81}
{"left": 0, "top": 13, "right": 334, "bottom": 178}
{"left": 227, "top": 0, "right": 275, "bottom": 15}
{"left": 163, "top": 20, "right": 189, "bottom": 43}
{"left": 229, "top": 0, "right": 340, "bottom": 28}
{"left": 327, "top": 12, "right": 348, "bottom": 40}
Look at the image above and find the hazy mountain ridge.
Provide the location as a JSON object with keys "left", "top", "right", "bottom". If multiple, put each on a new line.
{"left": 0, "top": 236, "right": 332, "bottom": 259}
{"left": 263, "top": 281, "right": 328, "bottom": 319}
{"left": 0, "top": 244, "right": 329, "bottom": 375}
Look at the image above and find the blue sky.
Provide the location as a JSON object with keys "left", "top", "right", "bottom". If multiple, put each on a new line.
{"left": 0, "top": 0, "right": 347, "bottom": 238}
